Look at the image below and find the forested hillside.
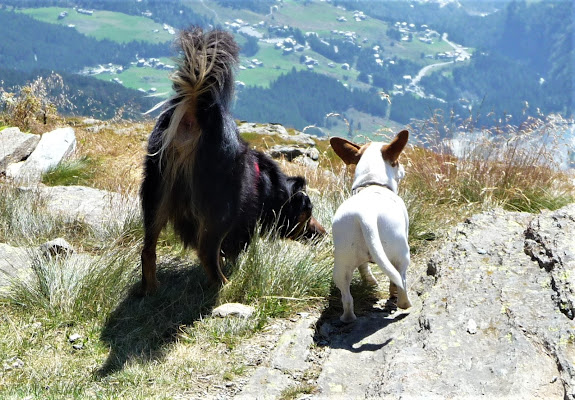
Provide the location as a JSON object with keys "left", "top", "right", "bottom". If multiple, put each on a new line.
{"left": 0, "top": 0, "right": 572, "bottom": 131}
{"left": 234, "top": 68, "right": 390, "bottom": 132}
{"left": 0, "top": 10, "right": 169, "bottom": 72}
{"left": 334, "top": 0, "right": 573, "bottom": 124}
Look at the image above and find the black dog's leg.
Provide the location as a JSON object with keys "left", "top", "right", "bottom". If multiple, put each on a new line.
{"left": 141, "top": 223, "right": 163, "bottom": 296}
{"left": 197, "top": 230, "right": 228, "bottom": 285}
{"left": 140, "top": 159, "right": 166, "bottom": 295}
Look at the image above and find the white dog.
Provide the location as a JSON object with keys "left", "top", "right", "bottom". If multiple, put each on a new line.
{"left": 330, "top": 130, "right": 412, "bottom": 323}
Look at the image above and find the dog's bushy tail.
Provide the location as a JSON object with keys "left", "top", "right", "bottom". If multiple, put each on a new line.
{"left": 158, "top": 27, "right": 239, "bottom": 160}
{"left": 171, "top": 27, "right": 239, "bottom": 109}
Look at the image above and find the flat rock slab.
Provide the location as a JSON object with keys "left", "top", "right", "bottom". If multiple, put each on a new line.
{"left": 37, "top": 185, "right": 138, "bottom": 232}
{"left": 7, "top": 127, "right": 76, "bottom": 183}
{"left": 312, "top": 206, "right": 575, "bottom": 399}
{"left": 236, "top": 314, "right": 317, "bottom": 399}
{"left": 231, "top": 205, "right": 575, "bottom": 399}
{"left": 0, "top": 127, "right": 40, "bottom": 174}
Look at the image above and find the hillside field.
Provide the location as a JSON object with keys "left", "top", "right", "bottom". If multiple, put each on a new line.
{"left": 19, "top": 7, "right": 173, "bottom": 43}
{"left": 18, "top": 0, "right": 455, "bottom": 94}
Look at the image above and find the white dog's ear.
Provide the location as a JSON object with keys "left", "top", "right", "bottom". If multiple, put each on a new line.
{"left": 330, "top": 137, "right": 365, "bottom": 165}
{"left": 382, "top": 130, "right": 409, "bottom": 166}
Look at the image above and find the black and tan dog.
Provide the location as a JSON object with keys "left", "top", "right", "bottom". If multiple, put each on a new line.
{"left": 140, "top": 27, "right": 325, "bottom": 295}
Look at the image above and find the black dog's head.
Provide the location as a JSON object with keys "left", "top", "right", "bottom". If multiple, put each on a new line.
{"left": 279, "top": 176, "right": 326, "bottom": 240}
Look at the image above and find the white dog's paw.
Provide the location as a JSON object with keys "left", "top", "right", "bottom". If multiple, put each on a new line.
{"left": 397, "top": 298, "right": 412, "bottom": 309}
{"left": 340, "top": 312, "right": 357, "bottom": 323}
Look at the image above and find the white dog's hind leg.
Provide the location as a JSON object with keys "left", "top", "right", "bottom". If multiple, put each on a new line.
{"left": 395, "top": 259, "right": 412, "bottom": 309}
{"left": 334, "top": 265, "right": 357, "bottom": 323}
{"left": 358, "top": 263, "right": 377, "bottom": 286}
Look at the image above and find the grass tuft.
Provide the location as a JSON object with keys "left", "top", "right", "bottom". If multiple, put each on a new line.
{"left": 41, "top": 156, "right": 98, "bottom": 187}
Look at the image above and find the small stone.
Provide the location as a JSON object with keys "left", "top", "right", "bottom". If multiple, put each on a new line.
{"left": 72, "top": 343, "right": 84, "bottom": 350}
{"left": 212, "top": 303, "right": 255, "bottom": 318}
{"left": 467, "top": 319, "right": 478, "bottom": 334}
{"left": 477, "top": 248, "right": 487, "bottom": 255}
{"left": 40, "top": 238, "right": 75, "bottom": 259}
{"left": 68, "top": 333, "right": 82, "bottom": 343}
{"left": 5, "top": 357, "right": 24, "bottom": 370}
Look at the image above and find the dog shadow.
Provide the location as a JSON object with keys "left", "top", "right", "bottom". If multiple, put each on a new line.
{"left": 96, "top": 259, "right": 219, "bottom": 377}
{"left": 314, "top": 281, "right": 409, "bottom": 353}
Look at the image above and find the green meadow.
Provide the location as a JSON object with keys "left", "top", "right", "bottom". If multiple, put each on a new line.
{"left": 93, "top": 58, "right": 174, "bottom": 96}
{"left": 19, "top": 7, "right": 172, "bottom": 43}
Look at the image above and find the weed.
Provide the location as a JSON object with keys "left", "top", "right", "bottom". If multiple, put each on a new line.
{"left": 280, "top": 383, "right": 318, "bottom": 400}
{"left": 0, "top": 73, "right": 73, "bottom": 132}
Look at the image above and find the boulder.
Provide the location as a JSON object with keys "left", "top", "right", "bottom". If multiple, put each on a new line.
{"left": 267, "top": 145, "right": 319, "bottom": 162}
{"left": 37, "top": 185, "right": 138, "bottom": 232}
{"left": 0, "top": 243, "right": 33, "bottom": 292}
{"left": 0, "top": 127, "right": 40, "bottom": 174}
{"left": 7, "top": 127, "right": 76, "bottom": 183}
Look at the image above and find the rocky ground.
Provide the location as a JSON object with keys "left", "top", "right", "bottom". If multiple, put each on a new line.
{"left": 229, "top": 205, "right": 575, "bottom": 400}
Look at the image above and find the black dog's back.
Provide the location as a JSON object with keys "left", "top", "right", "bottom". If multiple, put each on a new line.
{"left": 139, "top": 27, "right": 325, "bottom": 294}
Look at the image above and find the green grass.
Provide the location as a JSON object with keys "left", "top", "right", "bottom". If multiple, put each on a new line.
{"left": 41, "top": 156, "right": 98, "bottom": 187}
{"left": 21, "top": 1, "right": 463, "bottom": 94}
{"left": 0, "top": 178, "right": 338, "bottom": 399}
{"left": 19, "top": 7, "right": 172, "bottom": 43}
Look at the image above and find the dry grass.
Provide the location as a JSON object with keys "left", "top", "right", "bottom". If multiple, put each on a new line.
{"left": 72, "top": 120, "right": 152, "bottom": 195}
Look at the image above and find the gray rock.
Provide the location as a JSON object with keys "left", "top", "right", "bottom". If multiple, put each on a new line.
{"left": 237, "top": 122, "right": 317, "bottom": 146}
{"left": 234, "top": 368, "right": 293, "bottom": 400}
{"left": 0, "top": 127, "right": 40, "bottom": 174}
{"left": 267, "top": 145, "right": 319, "bottom": 161}
{"left": 271, "top": 314, "right": 316, "bottom": 372}
{"left": 237, "top": 314, "right": 316, "bottom": 399}
{"left": 0, "top": 243, "right": 34, "bottom": 292}
{"left": 312, "top": 206, "right": 574, "bottom": 399}
{"left": 524, "top": 204, "right": 575, "bottom": 319}
{"left": 37, "top": 185, "right": 138, "bottom": 232}
{"left": 7, "top": 127, "right": 76, "bottom": 183}
{"left": 212, "top": 303, "right": 255, "bottom": 318}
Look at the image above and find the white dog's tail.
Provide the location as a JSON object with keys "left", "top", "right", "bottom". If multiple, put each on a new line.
{"left": 360, "top": 222, "right": 405, "bottom": 290}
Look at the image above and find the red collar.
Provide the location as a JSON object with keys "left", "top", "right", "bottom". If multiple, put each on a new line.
{"left": 254, "top": 161, "right": 260, "bottom": 180}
